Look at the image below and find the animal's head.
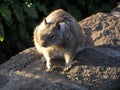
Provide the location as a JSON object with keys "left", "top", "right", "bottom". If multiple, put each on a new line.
{"left": 37, "top": 19, "right": 66, "bottom": 47}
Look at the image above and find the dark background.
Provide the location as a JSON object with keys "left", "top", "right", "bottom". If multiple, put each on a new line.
{"left": 0, "top": 0, "right": 119, "bottom": 64}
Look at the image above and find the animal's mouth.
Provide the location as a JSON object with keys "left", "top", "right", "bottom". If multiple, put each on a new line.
{"left": 40, "top": 40, "right": 49, "bottom": 47}
{"left": 42, "top": 40, "right": 64, "bottom": 48}
{"left": 42, "top": 42, "right": 53, "bottom": 48}
{"left": 42, "top": 43, "right": 49, "bottom": 47}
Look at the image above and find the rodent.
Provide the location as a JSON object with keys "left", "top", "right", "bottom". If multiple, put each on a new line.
{"left": 33, "top": 9, "right": 84, "bottom": 71}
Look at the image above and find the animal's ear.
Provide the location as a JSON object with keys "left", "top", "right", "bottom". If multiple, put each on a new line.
{"left": 43, "top": 18, "right": 47, "bottom": 25}
{"left": 55, "top": 21, "right": 60, "bottom": 30}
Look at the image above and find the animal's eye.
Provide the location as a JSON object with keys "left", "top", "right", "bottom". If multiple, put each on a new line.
{"left": 50, "top": 34, "right": 55, "bottom": 39}
{"left": 57, "top": 24, "right": 60, "bottom": 30}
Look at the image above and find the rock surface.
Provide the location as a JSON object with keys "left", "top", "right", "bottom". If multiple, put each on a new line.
{"left": 0, "top": 5, "right": 120, "bottom": 90}
{"left": 0, "top": 47, "right": 120, "bottom": 90}
{"left": 79, "top": 12, "right": 120, "bottom": 57}
{"left": 0, "top": 48, "right": 87, "bottom": 90}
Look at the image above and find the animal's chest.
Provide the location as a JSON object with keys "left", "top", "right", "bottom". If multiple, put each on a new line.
{"left": 51, "top": 49, "right": 64, "bottom": 59}
{"left": 44, "top": 48, "right": 64, "bottom": 59}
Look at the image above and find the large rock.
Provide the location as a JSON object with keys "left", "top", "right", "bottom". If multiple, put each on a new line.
{"left": 0, "top": 48, "right": 87, "bottom": 90}
{"left": 79, "top": 12, "right": 120, "bottom": 57}
{"left": 0, "top": 5, "right": 120, "bottom": 90}
{"left": 0, "top": 47, "right": 120, "bottom": 90}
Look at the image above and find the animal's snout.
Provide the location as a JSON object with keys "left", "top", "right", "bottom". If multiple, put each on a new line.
{"left": 40, "top": 34, "right": 49, "bottom": 47}
{"left": 40, "top": 40, "right": 47, "bottom": 47}
{"left": 42, "top": 42, "right": 47, "bottom": 47}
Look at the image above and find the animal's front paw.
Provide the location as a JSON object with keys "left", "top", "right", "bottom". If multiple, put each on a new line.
{"left": 63, "top": 65, "right": 71, "bottom": 72}
{"left": 46, "top": 68, "right": 52, "bottom": 72}
{"left": 64, "top": 60, "right": 72, "bottom": 72}
{"left": 46, "top": 60, "right": 52, "bottom": 72}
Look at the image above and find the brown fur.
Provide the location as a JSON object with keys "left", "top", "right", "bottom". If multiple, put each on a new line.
{"left": 33, "top": 9, "right": 84, "bottom": 71}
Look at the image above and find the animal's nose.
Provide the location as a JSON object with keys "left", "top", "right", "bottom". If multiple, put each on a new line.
{"left": 42, "top": 43, "right": 47, "bottom": 47}
{"left": 41, "top": 41, "right": 47, "bottom": 47}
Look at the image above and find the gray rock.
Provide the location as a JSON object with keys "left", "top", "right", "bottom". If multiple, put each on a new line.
{"left": 0, "top": 47, "right": 119, "bottom": 90}
{"left": 111, "top": 2, "right": 120, "bottom": 17}
{"left": 79, "top": 11, "right": 120, "bottom": 57}
{"left": 0, "top": 48, "right": 87, "bottom": 90}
